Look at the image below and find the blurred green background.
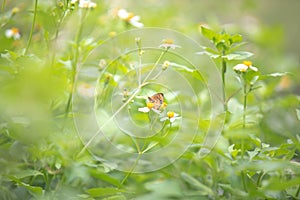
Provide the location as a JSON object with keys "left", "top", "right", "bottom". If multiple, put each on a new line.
{"left": 1, "top": 0, "right": 300, "bottom": 199}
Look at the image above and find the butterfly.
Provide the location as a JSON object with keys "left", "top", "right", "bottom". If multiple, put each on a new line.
{"left": 148, "top": 93, "right": 164, "bottom": 110}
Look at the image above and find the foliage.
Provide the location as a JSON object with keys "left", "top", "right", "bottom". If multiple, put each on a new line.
{"left": 1, "top": 0, "right": 300, "bottom": 199}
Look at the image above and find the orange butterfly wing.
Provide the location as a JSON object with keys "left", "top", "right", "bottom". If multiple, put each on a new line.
{"left": 148, "top": 93, "right": 164, "bottom": 110}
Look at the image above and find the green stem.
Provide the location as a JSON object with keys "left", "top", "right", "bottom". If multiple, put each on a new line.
{"left": 241, "top": 170, "right": 247, "bottom": 192}
{"left": 143, "top": 49, "right": 168, "bottom": 83}
{"left": 221, "top": 56, "right": 227, "bottom": 112}
{"left": 137, "top": 53, "right": 142, "bottom": 86}
{"left": 1, "top": 0, "right": 6, "bottom": 13}
{"left": 25, "top": 0, "right": 38, "bottom": 55}
{"left": 50, "top": 3, "right": 70, "bottom": 67}
{"left": 120, "top": 153, "right": 141, "bottom": 186}
{"left": 256, "top": 171, "right": 264, "bottom": 187}
{"left": 296, "top": 185, "right": 300, "bottom": 197}
{"left": 241, "top": 77, "right": 247, "bottom": 159}
{"left": 64, "top": 10, "right": 85, "bottom": 119}
{"left": 243, "top": 83, "right": 247, "bottom": 128}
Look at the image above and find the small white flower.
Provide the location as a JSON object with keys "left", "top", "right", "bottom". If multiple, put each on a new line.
{"left": 162, "top": 61, "right": 170, "bottom": 70}
{"left": 233, "top": 61, "right": 258, "bottom": 73}
{"left": 78, "top": 0, "right": 97, "bottom": 9}
{"left": 159, "top": 39, "right": 181, "bottom": 49}
{"left": 117, "top": 9, "right": 144, "bottom": 28}
{"left": 5, "top": 28, "right": 21, "bottom": 40}
{"left": 117, "top": 9, "right": 130, "bottom": 20}
{"left": 77, "top": 83, "right": 95, "bottom": 98}
{"left": 233, "top": 63, "right": 248, "bottom": 72}
{"left": 160, "top": 111, "right": 181, "bottom": 123}
{"left": 138, "top": 102, "right": 154, "bottom": 113}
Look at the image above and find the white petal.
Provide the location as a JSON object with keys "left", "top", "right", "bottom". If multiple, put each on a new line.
{"left": 130, "top": 15, "right": 140, "bottom": 21}
{"left": 118, "top": 9, "right": 129, "bottom": 19}
{"left": 250, "top": 66, "right": 258, "bottom": 71}
{"left": 233, "top": 64, "right": 248, "bottom": 72}
{"left": 5, "top": 30, "right": 13, "bottom": 38}
{"left": 160, "top": 117, "right": 168, "bottom": 122}
{"left": 130, "top": 17, "right": 144, "bottom": 28}
{"left": 138, "top": 107, "right": 150, "bottom": 113}
{"left": 170, "top": 117, "right": 176, "bottom": 123}
{"left": 14, "top": 33, "right": 21, "bottom": 40}
{"left": 173, "top": 113, "right": 180, "bottom": 117}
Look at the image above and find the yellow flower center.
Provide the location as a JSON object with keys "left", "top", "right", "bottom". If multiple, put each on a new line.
{"left": 243, "top": 61, "right": 252, "bottom": 67}
{"left": 146, "top": 102, "right": 154, "bottom": 109}
{"left": 12, "top": 7, "right": 20, "bottom": 14}
{"left": 167, "top": 111, "right": 175, "bottom": 118}
{"left": 162, "top": 39, "right": 174, "bottom": 45}
{"left": 11, "top": 28, "right": 19, "bottom": 34}
{"left": 125, "top": 13, "right": 134, "bottom": 21}
{"left": 162, "top": 61, "right": 170, "bottom": 70}
{"left": 109, "top": 31, "right": 116, "bottom": 37}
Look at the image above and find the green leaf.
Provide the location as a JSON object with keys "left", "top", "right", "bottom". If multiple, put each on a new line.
{"left": 86, "top": 187, "right": 126, "bottom": 198}
{"left": 201, "top": 46, "right": 219, "bottom": 54}
{"left": 200, "top": 26, "right": 217, "bottom": 41}
{"left": 181, "top": 172, "right": 213, "bottom": 195}
{"left": 21, "top": 182, "right": 43, "bottom": 196}
{"left": 249, "top": 134, "right": 262, "bottom": 147}
{"left": 9, "top": 176, "right": 43, "bottom": 196}
{"left": 169, "top": 62, "right": 205, "bottom": 82}
{"left": 245, "top": 70, "right": 260, "bottom": 84}
{"left": 228, "top": 144, "right": 240, "bottom": 159}
{"left": 262, "top": 177, "right": 300, "bottom": 191}
{"left": 11, "top": 169, "right": 44, "bottom": 179}
{"left": 196, "top": 51, "right": 220, "bottom": 59}
{"left": 102, "top": 195, "right": 127, "bottom": 200}
{"left": 247, "top": 149, "right": 259, "bottom": 161}
{"left": 267, "top": 72, "right": 288, "bottom": 77}
{"left": 250, "top": 75, "right": 259, "bottom": 85}
{"left": 230, "top": 34, "right": 243, "bottom": 43}
{"left": 223, "top": 51, "right": 253, "bottom": 60}
{"left": 89, "top": 169, "right": 121, "bottom": 187}
{"left": 260, "top": 72, "right": 289, "bottom": 80}
{"left": 145, "top": 179, "right": 183, "bottom": 197}
{"left": 296, "top": 109, "right": 300, "bottom": 120}
{"left": 219, "top": 184, "right": 248, "bottom": 197}
{"left": 216, "top": 41, "right": 227, "bottom": 52}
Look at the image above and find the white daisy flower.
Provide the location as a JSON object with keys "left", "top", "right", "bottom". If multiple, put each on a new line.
{"left": 5, "top": 28, "right": 21, "bottom": 40}
{"left": 160, "top": 111, "right": 181, "bottom": 123}
{"left": 233, "top": 61, "right": 258, "bottom": 73}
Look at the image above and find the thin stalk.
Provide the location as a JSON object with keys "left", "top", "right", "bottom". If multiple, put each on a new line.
{"left": 120, "top": 153, "right": 141, "bottom": 186}
{"left": 50, "top": 4, "right": 70, "bottom": 67}
{"left": 296, "top": 185, "right": 300, "bottom": 197}
{"left": 64, "top": 10, "right": 85, "bottom": 119}
{"left": 241, "top": 170, "right": 247, "bottom": 192}
{"left": 221, "top": 54, "right": 227, "bottom": 111}
{"left": 132, "top": 137, "right": 141, "bottom": 154}
{"left": 256, "top": 171, "right": 264, "bottom": 187}
{"left": 241, "top": 78, "right": 247, "bottom": 159}
{"left": 136, "top": 39, "right": 142, "bottom": 86}
{"left": 2, "top": 0, "right": 6, "bottom": 13}
{"left": 243, "top": 82, "right": 247, "bottom": 128}
{"left": 143, "top": 49, "right": 168, "bottom": 83}
{"left": 25, "top": 0, "right": 38, "bottom": 55}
